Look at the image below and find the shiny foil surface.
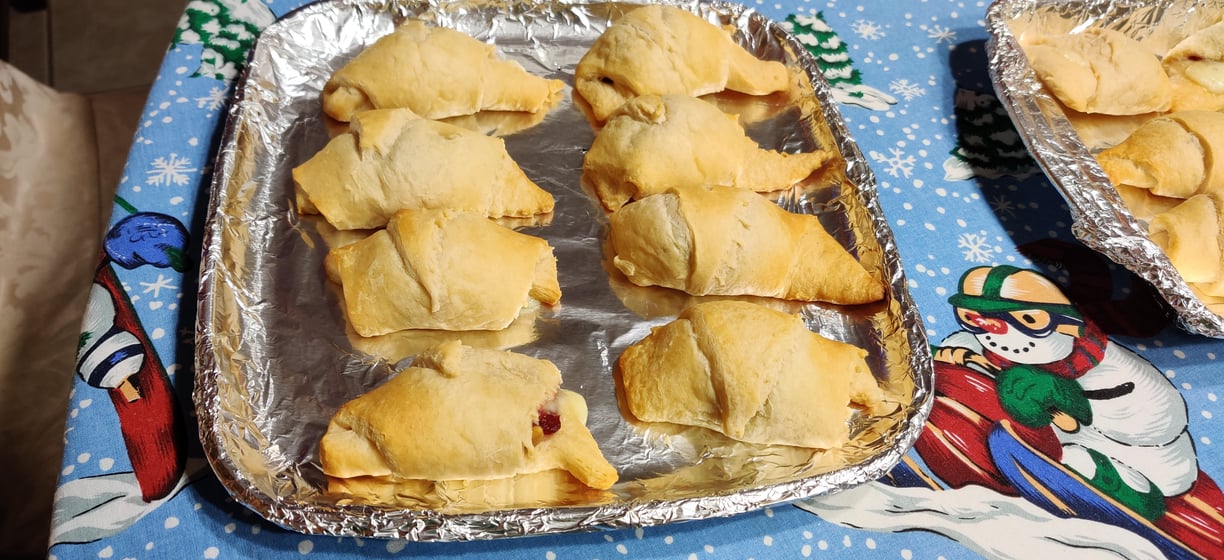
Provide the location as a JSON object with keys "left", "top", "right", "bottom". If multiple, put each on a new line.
{"left": 194, "top": 0, "right": 933, "bottom": 541}
{"left": 986, "top": 0, "right": 1224, "bottom": 338}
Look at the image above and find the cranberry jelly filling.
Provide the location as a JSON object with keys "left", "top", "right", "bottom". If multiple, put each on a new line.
{"left": 536, "top": 409, "right": 561, "bottom": 435}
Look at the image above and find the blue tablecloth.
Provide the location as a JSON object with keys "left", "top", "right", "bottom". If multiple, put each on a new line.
{"left": 49, "top": 0, "right": 1224, "bottom": 558}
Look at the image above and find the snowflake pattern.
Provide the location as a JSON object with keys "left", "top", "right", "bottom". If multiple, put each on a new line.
{"left": 989, "top": 194, "right": 1016, "bottom": 216}
{"left": 195, "top": 86, "right": 227, "bottom": 110}
{"left": 146, "top": 153, "right": 198, "bottom": 187}
{"left": 140, "top": 274, "right": 177, "bottom": 299}
{"left": 958, "top": 231, "right": 998, "bottom": 263}
{"left": 850, "top": 19, "right": 885, "bottom": 40}
{"left": 869, "top": 147, "right": 916, "bottom": 178}
{"left": 927, "top": 24, "right": 957, "bottom": 44}
{"left": 888, "top": 79, "right": 926, "bottom": 101}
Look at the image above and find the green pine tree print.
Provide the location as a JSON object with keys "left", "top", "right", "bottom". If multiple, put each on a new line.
{"left": 787, "top": 13, "right": 862, "bottom": 89}
{"left": 784, "top": 13, "right": 895, "bottom": 111}
{"left": 944, "top": 89, "right": 1035, "bottom": 180}
{"left": 174, "top": 0, "right": 276, "bottom": 81}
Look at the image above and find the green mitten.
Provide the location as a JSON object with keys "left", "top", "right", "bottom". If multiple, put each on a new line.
{"left": 996, "top": 364, "right": 1092, "bottom": 428}
{"left": 1072, "top": 448, "right": 1167, "bottom": 521}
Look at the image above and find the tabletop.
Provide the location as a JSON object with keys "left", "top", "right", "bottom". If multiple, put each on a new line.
{"left": 47, "top": 0, "right": 1224, "bottom": 559}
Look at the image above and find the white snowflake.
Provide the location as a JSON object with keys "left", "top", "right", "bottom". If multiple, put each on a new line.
{"left": 850, "top": 19, "right": 885, "bottom": 40}
{"left": 869, "top": 147, "right": 916, "bottom": 178}
{"left": 195, "top": 86, "right": 227, "bottom": 111}
{"left": 140, "top": 274, "right": 177, "bottom": 299}
{"left": 927, "top": 24, "right": 957, "bottom": 44}
{"left": 147, "top": 153, "right": 197, "bottom": 187}
{"left": 958, "top": 231, "right": 998, "bottom": 263}
{"left": 888, "top": 79, "right": 926, "bottom": 101}
{"left": 989, "top": 194, "right": 1016, "bottom": 216}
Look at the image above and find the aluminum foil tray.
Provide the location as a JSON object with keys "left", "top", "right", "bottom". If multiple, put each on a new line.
{"left": 195, "top": 0, "right": 933, "bottom": 541}
{"left": 985, "top": 0, "right": 1224, "bottom": 338}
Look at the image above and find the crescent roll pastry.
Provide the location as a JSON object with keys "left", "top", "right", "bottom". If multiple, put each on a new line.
{"left": 320, "top": 341, "right": 618, "bottom": 496}
{"left": 1149, "top": 194, "right": 1224, "bottom": 293}
{"left": 1113, "top": 184, "right": 1183, "bottom": 223}
{"left": 607, "top": 185, "right": 884, "bottom": 305}
{"left": 574, "top": 5, "right": 789, "bottom": 124}
{"left": 322, "top": 20, "right": 565, "bottom": 122}
{"left": 584, "top": 94, "right": 830, "bottom": 211}
{"left": 1060, "top": 106, "right": 1159, "bottom": 151}
{"left": 1096, "top": 111, "right": 1224, "bottom": 199}
{"left": 325, "top": 209, "right": 561, "bottom": 336}
{"left": 618, "top": 300, "right": 886, "bottom": 449}
{"left": 1164, "top": 20, "right": 1224, "bottom": 112}
{"left": 1191, "top": 286, "right": 1224, "bottom": 315}
{"left": 1022, "top": 28, "right": 1171, "bottom": 115}
{"left": 293, "top": 109, "right": 554, "bottom": 230}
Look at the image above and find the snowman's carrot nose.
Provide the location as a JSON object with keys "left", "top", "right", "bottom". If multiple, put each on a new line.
{"left": 966, "top": 311, "right": 1009, "bottom": 334}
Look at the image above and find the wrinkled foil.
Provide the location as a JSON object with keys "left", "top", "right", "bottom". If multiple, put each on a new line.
{"left": 986, "top": 0, "right": 1224, "bottom": 338}
{"left": 195, "top": 0, "right": 933, "bottom": 541}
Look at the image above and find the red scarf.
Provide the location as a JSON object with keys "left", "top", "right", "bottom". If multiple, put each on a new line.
{"left": 984, "top": 318, "right": 1107, "bottom": 379}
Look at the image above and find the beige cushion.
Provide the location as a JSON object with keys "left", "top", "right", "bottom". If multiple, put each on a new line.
{"left": 0, "top": 59, "right": 102, "bottom": 558}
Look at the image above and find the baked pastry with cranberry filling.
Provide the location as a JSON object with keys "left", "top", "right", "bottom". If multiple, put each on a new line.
{"left": 1163, "top": 20, "right": 1224, "bottom": 112}
{"left": 319, "top": 341, "right": 618, "bottom": 502}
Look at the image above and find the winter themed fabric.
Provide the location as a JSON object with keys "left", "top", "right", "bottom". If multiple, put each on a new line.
{"left": 46, "top": 1, "right": 1224, "bottom": 559}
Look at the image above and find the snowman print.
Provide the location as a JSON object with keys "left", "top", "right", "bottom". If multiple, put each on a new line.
{"left": 935, "top": 265, "right": 1197, "bottom": 520}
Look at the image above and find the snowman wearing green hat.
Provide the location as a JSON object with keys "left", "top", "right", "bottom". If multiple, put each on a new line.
{"left": 934, "top": 265, "right": 1198, "bottom": 520}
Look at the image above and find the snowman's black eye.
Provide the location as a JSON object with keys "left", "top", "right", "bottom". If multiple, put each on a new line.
{"left": 1008, "top": 309, "right": 1052, "bottom": 332}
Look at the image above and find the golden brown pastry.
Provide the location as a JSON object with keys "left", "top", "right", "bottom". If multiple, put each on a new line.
{"left": 618, "top": 300, "right": 887, "bottom": 449}
{"left": 1022, "top": 28, "right": 1171, "bottom": 115}
{"left": 606, "top": 185, "right": 884, "bottom": 305}
{"left": 1149, "top": 194, "right": 1224, "bottom": 291}
{"left": 325, "top": 209, "right": 561, "bottom": 336}
{"left": 1197, "top": 275, "right": 1224, "bottom": 299}
{"left": 574, "top": 5, "right": 789, "bottom": 125}
{"left": 326, "top": 468, "right": 614, "bottom": 511}
{"left": 584, "top": 94, "right": 830, "bottom": 211}
{"left": 1164, "top": 20, "right": 1224, "bottom": 112}
{"left": 322, "top": 20, "right": 565, "bottom": 122}
{"left": 701, "top": 90, "right": 794, "bottom": 127}
{"left": 1060, "top": 105, "right": 1159, "bottom": 150}
{"left": 1096, "top": 111, "right": 1224, "bottom": 199}
{"left": 1190, "top": 285, "right": 1224, "bottom": 315}
{"left": 339, "top": 297, "right": 542, "bottom": 365}
{"left": 323, "top": 109, "right": 556, "bottom": 140}
{"left": 604, "top": 254, "right": 806, "bottom": 320}
{"left": 320, "top": 341, "right": 618, "bottom": 499}
{"left": 293, "top": 109, "right": 554, "bottom": 230}
{"left": 1114, "top": 183, "right": 1184, "bottom": 223}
